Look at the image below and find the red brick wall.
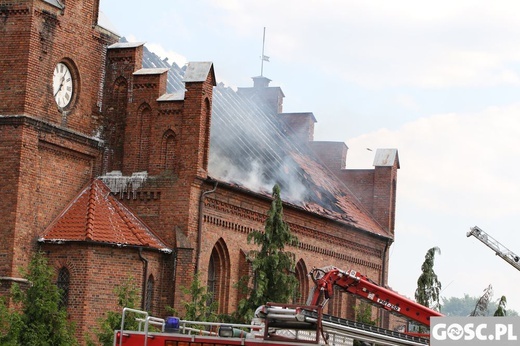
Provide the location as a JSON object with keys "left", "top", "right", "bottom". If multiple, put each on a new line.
{"left": 196, "top": 182, "right": 388, "bottom": 319}
{"left": 0, "top": 119, "right": 102, "bottom": 279}
{"left": 309, "top": 141, "right": 348, "bottom": 172}
{"left": 0, "top": 0, "right": 117, "bottom": 279}
{"left": 0, "top": 123, "right": 24, "bottom": 278}
{"left": 102, "top": 44, "right": 143, "bottom": 173}
{"left": 0, "top": 1, "right": 117, "bottom": 133}
{"left": 43, "top": 243, "right": 166, "bottom": 344}
{"left": 373, "top": 165, "right": 398, "bottom": 235}
{"left": 337, "top": 169, "right": 375, "bottom": 211}
{"left": 280, "top": 113, "right": 316, "bottom": 142}
{"left": 335, "top": 164, "right": 397, "bottom": 235}
{"left": 0, "top": 2, "right": 31, "bottom": 114}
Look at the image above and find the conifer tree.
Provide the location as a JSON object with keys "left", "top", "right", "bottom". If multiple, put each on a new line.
{"left": 494, "top": 295, "right": 507, "bottom": 316}
{"left": 2, "top": 251, "right": 78, "bottom": 346}
{"left": 236, "top": 184, "right": 299, "bottom": 322}
{"left": 92, "top": 277, "right": 140, "bottom": 346}
{"left": 415, "top": 246, "right": 442, "bottom": 311}
{"left": 168, "top": 271, "right": 219, "bottom": 322}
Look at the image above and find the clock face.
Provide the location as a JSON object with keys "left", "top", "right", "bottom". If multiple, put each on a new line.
{"left": 53, "top": 62, "right": 74, "bottom": 108}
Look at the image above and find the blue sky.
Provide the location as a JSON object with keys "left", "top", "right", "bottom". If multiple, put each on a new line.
{"left": 100, "top": 1, "right": 520, "bottom": 313}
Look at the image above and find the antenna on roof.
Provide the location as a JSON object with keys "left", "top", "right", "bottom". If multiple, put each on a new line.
{"left": 260, "top": 27, "right": 269, "bottom": 76}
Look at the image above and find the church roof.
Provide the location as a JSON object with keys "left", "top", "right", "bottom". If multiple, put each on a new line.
{"left": 38, "top": 179, "right": 172, "bottom": 252}
{"left": 141, "top": 46, "right": 392, "bottom": 238}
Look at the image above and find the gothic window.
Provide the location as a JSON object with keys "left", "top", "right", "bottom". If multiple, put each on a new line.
{"left": 113, "top": 77, "right": 128, "bottom": 111}
{"left": 56, "top": 267, "right": 70, "bottom": 308}
{"left": 144, "top": 275, "right": 154, "bottom": 312}
{"left": 137, "top": 103, "right": 151, "bottom": 172}
{"left": 107, "top": 77, "right": 128, "bottom": 171}
{"left": 207, "top": 256, "right": 216, "bottom": 305}
{"left": 295, "top": 259, "right": 308, "bottom": 304}
{"left": 162, "top": 129, "right": 177, "bottom": 172}
{"left": 206, "top": 238, "right": 230, "bottom": 314}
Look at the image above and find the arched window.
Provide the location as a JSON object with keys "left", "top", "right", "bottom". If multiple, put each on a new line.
{"left": 137, "top": 103, "right": 152, "bottom": 171}
{"left": 207, "top": 256, "right": 216, "bottom": 305}
{"left": 56, "top": 267, "right": 70, "bottom": 308}
{"left": 162, "top": 129, "right": 177, "bottom": 172}
{"left": 206, "top": 238, "right": 230, "bottom": 314}
{"left": 295, "top": 259, "right": 309, "bottom": 304}
{"left": 107, "top": 77, "right": 128, "bottom": 171}
{"left": 145, "top": 275, "right": 154, "bottom": 312}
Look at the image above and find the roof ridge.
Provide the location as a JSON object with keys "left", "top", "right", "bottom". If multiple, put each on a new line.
{"left": 108, "top": 191, "right": 150, "bottom": 247}
{"left": 85, "top": 181, "right": 97, "bottom": 240}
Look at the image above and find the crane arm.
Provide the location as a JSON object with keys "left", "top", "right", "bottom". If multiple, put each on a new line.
{"left": 307, "top": 266, "right": 442, "bottom": 327}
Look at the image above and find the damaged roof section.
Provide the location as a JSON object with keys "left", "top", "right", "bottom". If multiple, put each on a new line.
{"left": 141, "top": 45, "right": 392, "bottom": 237}
{"left": 39, "top": 179, "right": 172, "bottom": 253}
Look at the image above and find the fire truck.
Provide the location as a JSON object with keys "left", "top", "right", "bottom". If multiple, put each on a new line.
{"left": 114, "top": 266, "right": 443, "bottom": 346}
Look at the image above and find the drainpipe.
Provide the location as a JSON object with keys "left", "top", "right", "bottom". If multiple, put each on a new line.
{"left": 138, "top": 247, "right": 149, "bottom": 310}
{"left": 195, "top": 181, "right": 218, "bottom": 274}
{"left": 171, "top": 249, "right": 178, "bottom": 307}
{"left": 380, "top": 239, "right": 391, "bottom": 328}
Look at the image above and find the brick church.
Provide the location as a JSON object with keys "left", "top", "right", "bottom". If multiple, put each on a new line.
{"left": 0, "top": 0, "right": 400, "bottom": 343}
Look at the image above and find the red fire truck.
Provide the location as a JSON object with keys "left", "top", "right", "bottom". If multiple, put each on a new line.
{"left": 114, "top": 266, "right": 443, "bottom": 346}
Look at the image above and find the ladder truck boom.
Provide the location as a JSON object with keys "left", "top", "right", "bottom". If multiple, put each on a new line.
{"left": 307, "top": 266, "right": 443, "bottom": 327}
{"left": 467, "top": 226, "right": 520, "bottom": 271}
{"left": 114, "top": 304, "right": 430, "bottom": 346}
{"left": 114, "top": 267, "right": 442, "bottom": 346}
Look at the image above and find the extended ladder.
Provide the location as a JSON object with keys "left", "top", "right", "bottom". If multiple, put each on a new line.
{"left": 467, "top": 226, "right": 520, "bottom": 271}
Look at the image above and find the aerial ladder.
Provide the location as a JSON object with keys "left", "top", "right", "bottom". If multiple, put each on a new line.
{"left": 306, "top": 266, "right": 443, "bottom": 333}
{"left": 467, "top": 226, "right": 520, "bottom": 271}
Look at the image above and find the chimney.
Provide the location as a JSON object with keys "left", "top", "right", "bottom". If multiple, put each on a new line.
{"left": 237, "top": 76, "right": 285, "bottom": 114}
{"left": 372, "top": 149, "right": 399, "bottom": 235}
{"left": 309, "top": 141, "right": 348, "bottom": 171}
{"left": 280, "top": 112, "right": 317, "bottom": 142}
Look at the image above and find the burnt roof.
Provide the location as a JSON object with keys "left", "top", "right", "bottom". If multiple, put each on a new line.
{"left": 144, "top": 45, "right": 391, "bottom": 238}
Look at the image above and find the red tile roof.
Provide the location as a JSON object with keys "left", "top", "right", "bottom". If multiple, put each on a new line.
{"left": 39, "top": 179, "right": 171, "bottom": 252}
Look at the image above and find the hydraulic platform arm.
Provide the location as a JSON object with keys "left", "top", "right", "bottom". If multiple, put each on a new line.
{"left": 307, "top": 266, "right": 443, "bottom": 327}
{"left": 467, "top": 226, "right": 520, "bottom": 271}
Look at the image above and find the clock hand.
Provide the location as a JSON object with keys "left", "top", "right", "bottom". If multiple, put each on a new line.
{"left": 54, "top": 76, "right": 65, "bottom": 96}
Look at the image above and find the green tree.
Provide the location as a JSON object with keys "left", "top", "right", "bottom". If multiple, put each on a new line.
{"left": 352, "top": 301, "right": 377, "bottom": 346}
{"left": 441, "top": 294, "right": 478, "bottom": 316}
{"left": 0, "top": 296, "right": 22, "bottom": 345}
{"left": 236, "top": 184, "right": 299, "bottom": 322}
{"left": 1, "top": 251, "right": 78, "bottom": 346}
{"left": 168, "top": 271, "right": 219, "bottom": 322}
{"left": 442, "top": 294, "right": 518, "bottom": 316}
{"left": 91, "top": 277, "right": 140, "bottom": 346}
{"left": 353, "top": 301, "right": 377, "bottom": 326}
{"left": 494, "top": 296, "right": 507, "bottom": 316}
{"left": 415, "top": 247, "right": 442, "bottom": 311}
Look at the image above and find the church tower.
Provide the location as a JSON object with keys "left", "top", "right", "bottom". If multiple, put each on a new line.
{"left": 0, "top": 0, "right": 118, "bottom": 289}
